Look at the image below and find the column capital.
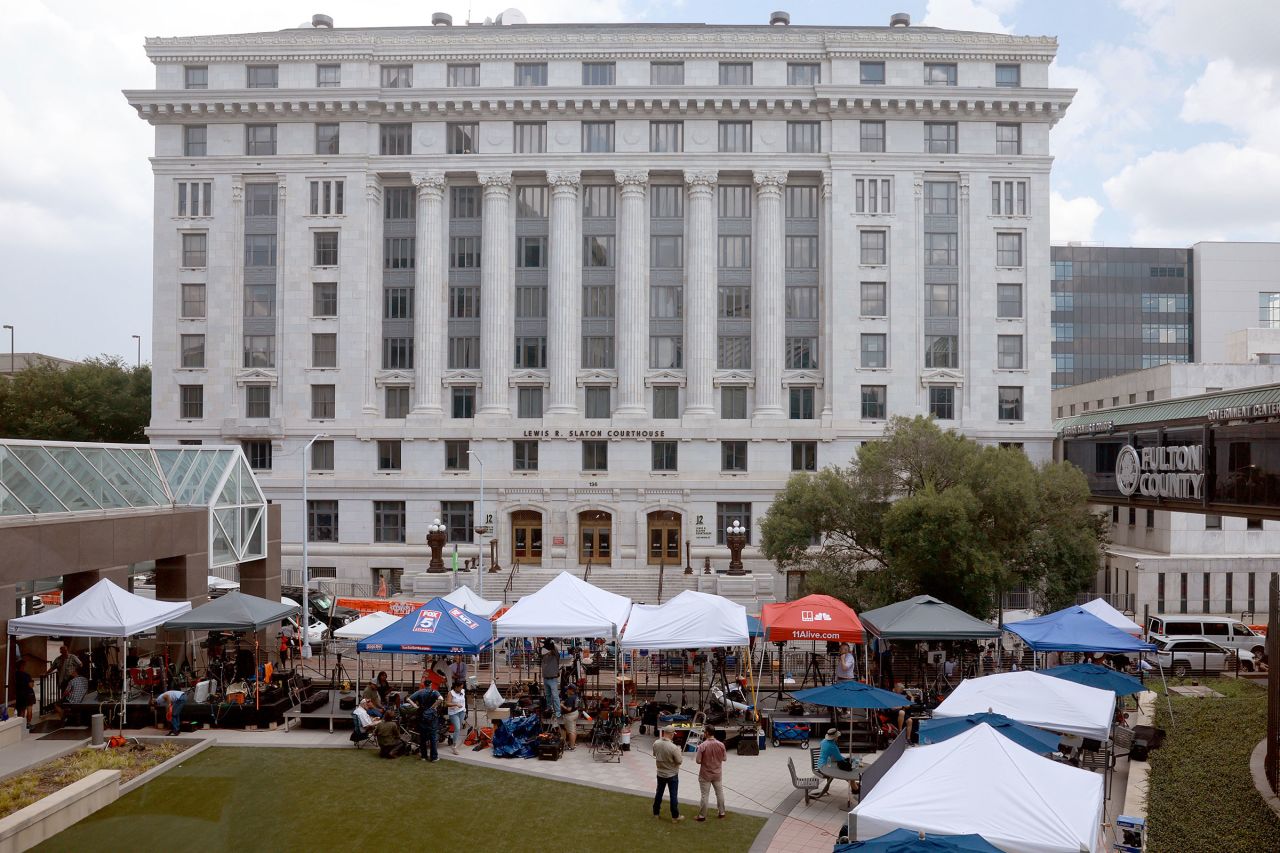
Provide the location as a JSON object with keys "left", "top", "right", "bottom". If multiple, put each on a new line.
{"left": 477, "top": 170, "right": 513, "bottom": 191}
{"left": 821, "top": 173, "right": 833, "bottom": 198}
{"left": 615, "top": 168, "right": 649, "bottom": 190}
{"left": 231, "top": 183, "right": 244, "bottom": 201}
{"left": 684, "top": 169, "right": 719, "bottom": 189}
{"left": 547, "top": 169, "right": 581, "bottom": 189}
{"left": 412, "top": 170, "right": 447, "bottom": 196}
{"left": 753, "top": 169, "right": 788, "bottom": 192}
{"left": 365, "top": 181, "right": 382, "bottom": 205}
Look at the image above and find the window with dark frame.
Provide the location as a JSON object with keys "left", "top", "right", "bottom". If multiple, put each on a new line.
{"left": 721, "top": 440, "right": 748, "bottom": 472}
{"left": 311, "top": 439, "right": 334, "bottom": 471}
{"left": 928, "top": 386, "right": 955, "bottom": 420}
{"left": 451, "top": 386, "right": 476, "bottom": 419}
{"left": 861, "top": 385, "right": 886, "bottom": 419}
{"left": 442, "top": 501, "right": 474, "bottom": 543}
{"left": 582, "top": 440, "right": 608, "bottom": 472}
{"left": 307, "top": 500, "right": 338, "bottom": 542}
{"left": 445, "top": 440, "right": 470, "bottom": 471}
{"left": 791, "top": 441, "right": 817, "bottom": 472}
{"left": 310, "top": 384, "right": 336, "bottom": 420}
{"left": 715, "top": 503, "right": 751, "bottom": 545}
{"left": 374, "top": 501, "right": 407, "bottom": 543}
{"left": 377, "top": 440, "right": 402, "bottom": 471}
{"left": 514, "top": 440, "right": 539, "bottom": 471}
{"left": 243, "top": 440, "right": 272, "bottom": 471}
{"left": 179, "top": 385, "right": 203, "bottom": 419}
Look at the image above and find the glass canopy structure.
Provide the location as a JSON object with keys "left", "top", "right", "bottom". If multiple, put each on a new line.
{"left": 0, "top": 441, "right": 267, "bottom": 569}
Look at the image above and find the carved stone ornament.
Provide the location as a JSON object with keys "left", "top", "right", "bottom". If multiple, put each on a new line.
{"left": 615, "top": 169, "right": 649, "bottom": 188}
{"left": 547, "top": 169, "right": 582, "bottom": 188}
{"left": 684, "top": 169, "right": 718, "bottom": 188}
{"left": 477, "top": 170, "right": 513, "bottom": 190}
{"left": 411, "top": 171, "right": 447, "bottom": 194}
{"left": 753, "top": 169, "right": 788, "bottom": 191}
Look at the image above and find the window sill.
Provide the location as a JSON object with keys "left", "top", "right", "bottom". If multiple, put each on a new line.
{"left": 859, "top": 366, "right": 890, "bottom": 372}
{"left": 995, "top": 266, "right": 1025, "bottom": 272}
{"left": 720, "top": 471, "right": 749, "bottom": 477}
{"left": 995, "top": 316, "right": 1024, "bottom": 322}
{"left": 175, "top": 367, "right": 207, "bottom": 373}
{"left": 306, "top": 367, "right": 339, "bottom": 372}
{"left": 650, "top": 471, "right": 678, "bottom": 476}
{"left": 859, "top": 315, "right": 888, "bottom": 321}
{"left": 995, "top": 368, "right": 1028, "bottom": 374}
{"left": 171, "top": 216, "right": 213, "bottom": 222}
{"left": 311, "top": 315, "right": 338, "bottom": 321}
{"left": 311, "top": 265, "right": 339, "bottom": 271}
{"left": 373, "top": 470, "right": 402, "bottom": 475}
{"left": 852, "top": 212, "right": 895, "bottom": 218}
{"left": 302, "top": 214, "right": 347, "bottom": 219}
{"left": 580, "top": 471, "right": 608, "bottom": 477}
{"left": 443, "top": 470, "right": 471, "bottom": 475}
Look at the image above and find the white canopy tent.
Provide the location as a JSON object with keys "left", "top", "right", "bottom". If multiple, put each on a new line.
{"left": 333, "top": 611, "right": 400, "bottom": 641}
{"left": 5, "top": 579, "right": 193, "bottom": 725}
{"left": 442, "top": 585, "right": 503, "bottom": 619}
{"left": 494, "top": 571, "right": 632, "bottom": 639}
{"left": 853, "top": 722, "right": 1105, "bottom": 853}
{"left": 933, "top": 670, "right": 1116, "bottom": 741}
{"left": 620, "top": 590, "right": 749, "bottom": 649}
{"left": 1080, "top": 598, "right": 1142, "bottom": 635}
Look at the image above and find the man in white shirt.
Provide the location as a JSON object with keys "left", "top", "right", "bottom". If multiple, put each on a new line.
{"left": 836, "top": 644, "right": 858, "bottom": 681}
{"left": 353, "top": 698, "right": 377, "bottom": 738}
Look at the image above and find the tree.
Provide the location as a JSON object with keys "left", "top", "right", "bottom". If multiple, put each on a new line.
{"left": 0, "top": 356, "right": 151, "bottom": 443}
{"left": 760, "top": 416, "right": 1106, "bottom": 617}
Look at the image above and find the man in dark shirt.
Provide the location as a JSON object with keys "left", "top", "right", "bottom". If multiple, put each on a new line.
{"left": 408, "top": 681, "right": 442, "bottom": 762}
{"left": 540, "top": 639, "right": 561, "bottom": 722}
{"left": 375, "top": 712, "right": 407, "bottom": 759}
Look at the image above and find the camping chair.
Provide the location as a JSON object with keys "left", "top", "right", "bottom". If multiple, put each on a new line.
{"left": 1110, "top": 725, "right": 1136, "bottom": 767}
{"left": 787, "top": 756, "right": 824, "bottom": 806}
{"left": 350, "top": 710, "right": 374, "bottom": 748}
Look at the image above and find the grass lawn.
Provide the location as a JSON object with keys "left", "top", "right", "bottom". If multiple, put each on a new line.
{"left": 0, "top": 743, "right": 186, "bottom": 820}
{"left": 1145, "top": 677, "right": 1280, "bottom": 853}
{"left": 34, "top": 747, "right": 767, "bottom": 853}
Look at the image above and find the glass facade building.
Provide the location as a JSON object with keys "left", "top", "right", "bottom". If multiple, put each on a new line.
{"left": 1051, "top": 246, "right": 1193, "bottom": 388}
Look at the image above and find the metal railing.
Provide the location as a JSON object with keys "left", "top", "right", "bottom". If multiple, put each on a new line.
{"left": 657, "top": 558, "right": 666, "bottom": 604}
{"left": 502, "top": 560, "right": 521, "bottom": 605}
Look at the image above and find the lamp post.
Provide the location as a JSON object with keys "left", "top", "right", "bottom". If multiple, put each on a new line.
{"left": 2, "top": 325, "right": 12, "bottom": 374}
{"left": 427, "top": 519, "right": 447, "bottom": 573}
{"left": 131, "top": 335, "right": 141, "bottom": 368}
{"left": 300, "top": 433, "right": 328, "bottom": 660}
{"left": 466, "top": 450, "right": 486, "bottom": 597}
{"left": 725, "top": 520, "right": 748, "bottom": 576}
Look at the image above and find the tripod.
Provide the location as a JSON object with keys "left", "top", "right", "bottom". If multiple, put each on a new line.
{"left": 798, "top": 652, "right": 827, "bottom": 690}
{"left": 330, "top": 652, "right": 353, "bottom": 691}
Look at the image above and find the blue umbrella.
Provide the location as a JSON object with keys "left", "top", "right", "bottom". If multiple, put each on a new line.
{"left": 791, "top": 680, "right": 910, "bottom": 709}
{"left": 917, "top": 712, "right": 1061, "bottom": 755}
{"left": 1040, "top": 662, "right": 1144, "bottom": 697}
{"left": 835, "top": 828, "right": 1006, "bottom": 852}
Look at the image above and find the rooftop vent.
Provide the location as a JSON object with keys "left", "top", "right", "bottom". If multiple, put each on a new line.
{"left": 770, "top": 10, "right": 790, "bottom": 25}
{"left": 311, "top": 14, "right": 333, "bottom": 28}
{"left": 431, "top": 12, "right": 453, "bottom": 26}
{"left": 890, "top": 12, "right": 911, "bottom": 27}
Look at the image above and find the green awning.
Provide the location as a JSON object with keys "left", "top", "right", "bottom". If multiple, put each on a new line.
{"left": 859, "top": 595, "right": 1001, "bottom": 641}
{"left": 1056, "top": 382, "right": 1280, "bottom": 434}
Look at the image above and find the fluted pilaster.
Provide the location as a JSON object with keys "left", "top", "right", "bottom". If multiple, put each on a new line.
{"left": 752, "top": 169, "right": 787, "bottom": 420}
{"left": 478, "top": 170, "right": 513, "bottom": 417}
{"left": 228, "top": 178, "right": 244, "bottom": 417}
{"left": 683, "top": 169, "right": 718, "bottom": 418}
{"left": 546, "top": 169, "right": 582, "bottom": 417}
{"left": 412, "top": 170, "right": 447, "bottom": 417}
{"left": 615, "top": 169, "right": 649, "bottom": 417}
{"left": 820, "top": 174, "right": 834, "bottom": 419}
{"left": 363, "top": 178, "right": 382, "bottom": 414}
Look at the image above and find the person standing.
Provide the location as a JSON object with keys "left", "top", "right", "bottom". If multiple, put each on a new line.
{"left": 695, "top": 726, "right": 728, "bottom": 821}
{"left": 560, "top": 683, "right": 580, "bottom": 750}
{"left": 408, "top": 679, "right": 442, "bottom": 762}
{"left": 540, "top": 639, "right": 561, "bottom": 722}
{"left": 652, "top": 727, "right": 684, "bottom": 823}
{"left": 836, "top": 644, "right": 858, "bottom": 681}
{"left": 446, "top": 679, "right": 467, "bottom": 755}
{"left": 15, "top": 668, "right": 36, "bottom": 725}
{"left": 154, "top": 688, "right": 186, "bottom": 736}
{"left": 47, "top": 644, "right": 82, "bottom": 692}
{"left": 278, "top": 623, "right": 295, "bottom": 668}
{"left": 448, "top": 654, "right": 468, "bottom": 685}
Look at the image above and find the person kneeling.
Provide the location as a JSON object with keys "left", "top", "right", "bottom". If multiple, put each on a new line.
{"left": 376, "top": 712, "right": 408, "bottom": 758}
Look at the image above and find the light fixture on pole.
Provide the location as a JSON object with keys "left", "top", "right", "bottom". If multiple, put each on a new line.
{"left": 131, "top": 335, "right": 141, "bottom": 368}
{"left": 466, "top": 450, "right": 486, "bottom": 597}
{"left": 2, "top": 325, "right": 12, "bottom": 374}
{"left": 726, "top": 520, "right": 748, "bottom": 576}
{"left": 426, "top": 518, "right": 447, "bottom": 573}
{"left": 300, "top": 433, "right": 328, "bottom": 660}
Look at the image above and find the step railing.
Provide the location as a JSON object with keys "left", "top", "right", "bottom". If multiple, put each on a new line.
{"left": 502, "top": 560, "right": 520, "bottom": 605}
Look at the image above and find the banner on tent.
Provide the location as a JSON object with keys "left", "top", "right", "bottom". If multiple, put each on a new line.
{"left": 338, "top": 597, "right": 425, "bottom": 616}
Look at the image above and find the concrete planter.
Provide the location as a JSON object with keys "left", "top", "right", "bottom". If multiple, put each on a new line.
{"left": 0, "top": 718, "right": 24, "bottom": 750}
{"left": 0, "top": 769, "right": 120, "bottom": 853}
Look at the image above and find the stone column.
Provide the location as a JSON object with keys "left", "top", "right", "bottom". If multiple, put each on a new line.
{"left": 683, "top": 169, "right": 718, "bottom": 418}
{"left": 411, "top": 171, "right": 447, "bottom": 417}
{"left": 820, "top": 174, "right": 835, "bottom": 420}
{"left": 752, "top": 169, "right": 787, "bottom": 420}
{"left": 478, "top": 170, "right": 514, "bottom": 417}
{"left": 614, "top": 169, "right": 649, "bottom": 417}
{"left": 363, "top": 177, "right": 383, "bottom": 414}
{"left": 546, "top": 170, "right": 582, "bottom": 417}
{"left": 228, "top": 178, "right": 245, "bottom": 417}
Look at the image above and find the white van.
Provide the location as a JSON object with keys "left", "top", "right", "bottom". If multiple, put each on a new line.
{"left": 1146, "top": 615, "right": 1264, "bottom": 657}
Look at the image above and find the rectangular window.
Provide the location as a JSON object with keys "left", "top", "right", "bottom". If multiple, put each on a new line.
{"left": 719, "top": 62, "right": 753, "bottom": 85}
{"left": 244, "top": 287, "right": 275, "bottom": 319}
{"left": 651, "top": 62, "right": 684, "bottom": 85}
{"left": 377, "top": 440, "right": 402, "bottom": 471}
{"left": 184, "top": 65, "right": 207, "bottom": 89}
{"left": 924, "top": 63, "right": 957, "bottom": 86}
{"left": 451, "top": 386, "right": 475, "bottom": 419}
{"left": 924, "top": 181, "right": 958, "bottom": 215}
{"left": 310, "top": 384, "right": 335, "bottom": 420}
{"left": 925, "top": 335, "right": 958, "bottom": 368}
{"left": 444, "top": 439, "right": 470, "bottom": 471}
{"left": 998, "top": 386, "right": 1023, "bottom": 421}
{"left": 861, "top": 385, "right": 887, "bottom": 419}
{"left": 374, "top": 501, "right": 407, "bottom": 544}
{"left": 1248, "top": 517, "right": 1264, "bottom": 530}
{"left": 245, "top": 124, "right": 277, "bottom": 155}
{"left": 997, "top": 283, "right": 1023, "bottom": 318}
{"left": 181, "top": 283, "right": 206, "bottom": 318}
{"left": 786, "top": 186, "right": 818, "bottom": 219}
{"left": 721, "top": 386, "right": 747, "bottom": 420}
{"left": 1146, "top": 509, "right": 1155, "bottom": 530}
{"left": 447, "top": 122, "right": 478, "bottom": 154}
{"left": 384, "top": 237, "right": 415, "bottom": 270}
{"left": 717, "top": 236, "right": 751, "bottom": 270}
{"left": 584, "top": 236, "right": 615, "bottom": 267}
{"left": 855, "top": 178, "right": 891, "bottom": 214}
{"left": 181, "top": 233, "right": 207, "bottom": 267}
{"left": 995, "top": 64, "right": 1021, "bottom": 87}
{"left": 379, "top": 124, "right": 412, "bottom": 156}
{"left": 517, "top": 236, "right": 547, "bottom": 269}
{"left": 1259, "top": 293, "right": 1280, "bottom": 327}
{"left": 996, "top": 123, "right": 1022, "bottom": 155}
{"left": 382, "top": 337, "right": 413, "bottom": 370}
{"left": 861, "top": 282, "right": 887, "bottom": 317}
{"left": 176, "top": 181, "right": 212, "bottom": 217}
{"left": 385, "top": 386, "right": 410, "bottom": 419}
{"left": 309, "top": 178, "right": 344, "bottom": 214}
{"left": 860, "top": 121, "right": 885, "bottom": 153}
{"left": 653, "top": 386, "right": 679, "bottom": 420}
{"left": 582, "top": 440, "right": 609, "bottom": 471}
{"left": 313, "top": 282, "right": 338, "bottom": 317}
{"left": 245, "top": 234, "right": 277, "bottom": 267}
{"left": 517, "top": 387, "right": 544, "bottom": 419}
{"left": 381, "top": 65, "right": 412, "bottom": 88}
{"left": 650, "top": 186, "right": 683, "bottom": 218}
{"left": 441, "top": 501, "right": 474, "bottom": 543}
{"left": 450, "top": 237, "right": 481, "bottom": 269}
{"left": 582, "top": 185, "right": 616, "bottom": 217}
{"left": 179, "top": 385, "right": 203, "bottom": 419}
{"left": 721, "top": 441, "right": 748, "bottom": 472}
{"left": 310, "top": 439, "right": 334, "bottom": 471}
{"left": 183, "top": 125, "right": 207, "bottom": 157}
{"left": 786, "top": 121, "right": 821, "bottom": 153}
{"left": 652, "top": 440, "right": 678, "bottom": 472}
{"left": 718, "top": 185, "right": 751, "bottom": 218}
{"left": 585, "top": 386, "right": 611, "bottom": 419}
{"left": 792, "top": 441, "right": 817, "bottom": 472}
{"left": 311, "top": 332, "right": 337, "bottom": 367}
{"left": 649, "top": 236, "right": 683, "bottom": 269}
{"left": 649, "top": 121, "right": 683, "bottom": 153}
{"left": 718, "top": 286, "right": 751, "bottom": 319}
{"left": 245, "top": 183, "right": 277, "bottom": 216}
{"left": 384, "top": 287, "right": 413, "bottom": 320}
{"left": 718, "top": 336, "right": 750, "bottom": 369}
{"left": 861, "top": 334, "right": 886, "bottom": 368}
{"left": 242, "top": 440, "right": 272, "bottom": 472}
{"left": 860, "top": 61, "right": 885, "bottom": 85}
{"left": 247, "top": 65, "right": 278, "bottom": 88}
{"left": 513, "top": 440, "right": 539, "bottom": 471}
{"left": 515, "top": 285, "right": 546, "bottom": 318}
{"left": 925, "top": 284, "right": 958, "bottom": 317}
{"left": 929, "top": 386, "right": 955, "bottom": 420}
{"left": 1053, "top": 323, "right": 1074, "bottom": 342}
{"left": 582, "top": 337, "right": 614, "bottom": 369}
{"left": 785, "top": 337, "right": 818, "bottom": 369}
{"left": 788, "top": 387, "right": 816, "bottom": 420}
{"left": 179, "top": 334, "right": 205, "bottom": 368}
{"left": 514, "top": 62, "right": 547, "bottom": 86}
{"left": 516, "top": 186, "right": 548, "bottom": 218}
{"left": 316, "top": 64, "right": 341, "bottom": 87}
{"left": 996, "top": 232, "right": 1024, "bottom": 267}
{"left": 785, "top": 286, "right": 818, "bottom": 320}
{"left": 514, "top": 122, "right": 547, "bottom": 154}
{"left": 716, "top": 503, "right": 751, "bottom": 545}
{"left": 860, "top": 231, "right": 887, "bottom": 265}
{"left": 451, "top": 186, "right": 481, "bottom": 218}
{"left": 785, "top": 236, "right": 818, "bottom": 269}
{"left": 998, "top": 335, "right": 1024, "bottom": 369}
{"left": 718, "top": 121, "right": 752, "bottom": 153}
{"left": 245, "top": 385, "right": 271, "bottom": 418}
{"left": 514, "top": 336, "right": 546, "bottom": 369}
{"left": 787, "top": 63, "right": 820, "bottom": 85}
{"left": 649, "top": 336, "right": 683, "bottom": 369}
{"left": 924, "top": 232, "right": 958, "bottom": 266}
{"left": 313, "top": 231, "right": 339, "bottom": 266}
{"left": 307, "top": 500, "right": 338, "bottom": 542}
{"left": 924, "top": 122, "right": 958, "bottom": 154}
{"left": 582, "top": 62, "right": 616, "bottom": 85}
{"left": 582, "top": 121, "right": 615, "bottom": 153}
{"left": 991, "top": 179, "right": 1028, "bottom": 216}
{"left": 445, "top": 63, "right": 480, "bottom": 88}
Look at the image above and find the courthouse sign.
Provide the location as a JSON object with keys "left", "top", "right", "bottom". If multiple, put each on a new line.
{"left": 1115, "top": 444, "right": 1204, "bottom": 500}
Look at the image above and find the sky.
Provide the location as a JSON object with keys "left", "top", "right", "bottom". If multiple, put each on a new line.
{"left": 2, "top": 0, "right": 1278, "bottom": 361}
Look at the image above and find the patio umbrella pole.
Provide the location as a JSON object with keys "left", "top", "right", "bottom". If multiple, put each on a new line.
{"left": 120, "top": 636, "right": 127, "bottom": 730}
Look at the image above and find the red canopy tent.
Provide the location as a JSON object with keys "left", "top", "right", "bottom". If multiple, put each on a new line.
{"left": 761, "top": 594, "right": 864, "bottom": 643}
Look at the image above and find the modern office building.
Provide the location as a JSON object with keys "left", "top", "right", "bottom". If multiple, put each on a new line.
{"left": 127, "top": 12, "right": 1074, "bottom": 591}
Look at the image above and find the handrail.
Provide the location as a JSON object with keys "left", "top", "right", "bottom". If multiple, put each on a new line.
{"left": 502, "top": 560, "right": 520, "bottom": 605}
{"left": 657, "top": 556, "right": 666, "bottom": 604}
{"left": 583, "top": 556, "right": 593, "bottom": 584}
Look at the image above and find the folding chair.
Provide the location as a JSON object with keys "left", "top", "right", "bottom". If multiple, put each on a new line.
{"left": 787, "top": 757, "right": 824, "bottom": 806}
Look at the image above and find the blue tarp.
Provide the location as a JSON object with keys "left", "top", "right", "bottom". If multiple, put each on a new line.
{"left": 1041, "top": 662, "right": 1146, "bottom": 696}
{"left": 917, "top": 711, "right": 1062, "bottom": 755}
{"left": 835, "top": 828, "right": 1005, "bottom": 852}
{"left": 491, "top": 715, "right": 541, "bottom": 758}
{"left": 791, "top": 681, "right": 910, "bottom": 709}
{"left": 1004, "top": 607, "right": 1156, "bottom": 654}
{"left": 356, "top": 597, "right": 495, "bottom": 655}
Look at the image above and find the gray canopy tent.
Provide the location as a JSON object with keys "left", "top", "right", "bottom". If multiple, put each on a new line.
{"left": 859, "top": 595, "right": 1002, "bottom": 641}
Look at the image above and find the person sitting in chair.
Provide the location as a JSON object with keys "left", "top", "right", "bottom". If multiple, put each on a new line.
{"left": 819, "top": 728, "right": 853, "bottom": 772}
{"left": 58, "top": 666, "right": 90, "bottom": 721}
{"left": 353, "top": 698, "right": 378, "bottom": 739}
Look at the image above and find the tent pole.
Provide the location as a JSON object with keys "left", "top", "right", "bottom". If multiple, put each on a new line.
{"left": 120, "top": 637, "right": 127, "bottom": 730}
{"left": 3, "top": 637, "right": 11, "bottom": 724}
{"left": 1157, "top": 659, "right": 1173, "bottom": 727}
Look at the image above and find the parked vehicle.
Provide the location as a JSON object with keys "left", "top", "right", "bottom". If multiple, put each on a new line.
{"left": 280, "top": 585, "right": 357, "bottom": 631}
{"left": 1152, "top": 637, "right": 1255, "bottom": 677}
{"left": 280, "top": 597, "right": 328, "bottom": 647}
{"left": 1146, "top": 615, "right": 1264, "bottom": 658}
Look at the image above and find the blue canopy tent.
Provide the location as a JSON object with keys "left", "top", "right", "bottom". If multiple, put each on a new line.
{"left": 1004, "top": 608, "right": 1155, "bottom": 654}
{"left": 917, "top": 711, "right": 1061, "bottom": 755}
{"left": 1041, "top": 663, "right": 1145, "bottom": 697}
{"left": 835, "top": 829, "right": 1004, "bottom": 853}
{"left": 357, "top": 598, "right": 496, "bottom": 655}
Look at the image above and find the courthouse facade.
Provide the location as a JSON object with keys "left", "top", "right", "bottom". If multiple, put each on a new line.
{"left": 128, "top": 14, "right": 1074, "bottom": 586}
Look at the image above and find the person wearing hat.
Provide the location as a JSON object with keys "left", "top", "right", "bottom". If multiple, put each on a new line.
{"left": 819, "top": 728, "right": 850, "bottom": 771}
{"left": 559, "top": 683, "right": 581, "bottom": 750}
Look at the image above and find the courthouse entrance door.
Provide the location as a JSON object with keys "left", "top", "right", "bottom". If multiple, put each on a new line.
{"left": 511, "top": 510, "right": 542, "bottom": 566}
{"left": 647, "top": 510, "right": 681, "bottom": 566}
{"left": 578, "top": 511, "right": 612, "bottom": 565}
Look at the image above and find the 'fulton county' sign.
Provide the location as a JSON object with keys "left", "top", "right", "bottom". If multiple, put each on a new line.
{"left": 1116, "top": 444, "right": 1204, "bottom": 500}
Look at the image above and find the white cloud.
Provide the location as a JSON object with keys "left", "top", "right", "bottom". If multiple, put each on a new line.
{"left": 920, "top": 0, "right": 1018, "bottom": 34}
{"left": 1126, "top": 0, "right": 1280, "bottom": 70}
{"left": 1049, "top": 192, "right": 1102, "bottom": 244}
{"left": 1181, "top": 59, "right": 1280, "bottom": 142}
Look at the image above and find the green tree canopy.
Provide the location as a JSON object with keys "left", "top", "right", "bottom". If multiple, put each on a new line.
{"left": 760, "top": 416, "right": 1106, "bottom": 617}
{"left": 0, "top": 356, "right": 151, "bottom": 444}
